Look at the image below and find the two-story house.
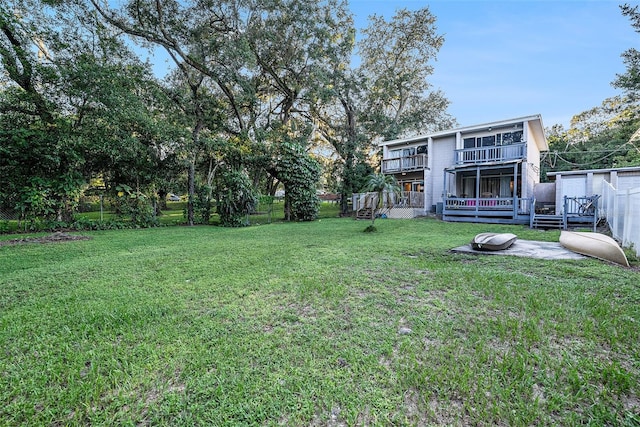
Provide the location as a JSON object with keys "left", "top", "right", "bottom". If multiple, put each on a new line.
{"left": 376, "top": 115, "right": 548, "bottom": 224}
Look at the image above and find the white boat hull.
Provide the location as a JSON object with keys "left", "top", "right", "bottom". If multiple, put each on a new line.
{"left": 471, "top": 233, "right": 518, "bottom": 251}
{"left": 559, "top": 231, "right": 629, "bottom": 267}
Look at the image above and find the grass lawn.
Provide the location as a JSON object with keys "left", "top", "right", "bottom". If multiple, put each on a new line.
{"left": 1, "top": 217, "right": 639, "bottom": 425}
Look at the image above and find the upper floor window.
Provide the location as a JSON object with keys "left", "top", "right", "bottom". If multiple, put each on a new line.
{"left": 463, "top": 130, "right": 523, "bottom": 149}
{"left": 389, "top": 145, "right": 427, "bottom": 158}
{"left": 499, "top": 131, "right": 523, "bottom": 144}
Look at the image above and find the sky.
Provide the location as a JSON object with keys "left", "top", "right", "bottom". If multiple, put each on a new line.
{"left": 348, "top": 0, "right": 639, "bottom": 129}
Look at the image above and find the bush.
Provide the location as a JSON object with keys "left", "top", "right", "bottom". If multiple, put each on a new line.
{"left": 274, "top": 143, "right": 320, "bottom": 221}
{"left": 20, "top": 217, "right": 135, "bottom": 232}
{"left": 113, "top": 185, "right": 158, "bottom": 227}
{"left": 216, "top": 168, "right": 257, "bottom": 227}
{"left": 193, "top": 185, "right": 213, "bottom": 224}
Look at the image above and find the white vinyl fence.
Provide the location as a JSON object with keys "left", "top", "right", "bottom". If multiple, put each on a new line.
{"left": 602, "top": 182, "right": 640, "bottom": 256}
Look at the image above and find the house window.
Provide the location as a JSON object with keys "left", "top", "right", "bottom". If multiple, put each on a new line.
{"left": 402, "top": 147, "right": 415, "bottom": 168}
{"left": 461, "top": 176, "right": 476, "bottom": 198}
{"left": 480, "top": 177, "right": 500, "bottom": 196}
{"left": 463, "top": 131, "right": 522, "bottom": 149}
{"left": 398, "top": 181, "right": 424, "bottom": 192}
{"left": 463, "top": 137, "right": 476, "bottom": 149}
{"left": 402, "top": 147, "right": 415, "bottom": 157}
{"left": 384, "top": 149, "right": 401, "bottom": 171}
{"left": 481, "top": 136, "right": 496, "bottom": 147}
{"left": 499, "top": 131, "right": 522, "bottom": 145}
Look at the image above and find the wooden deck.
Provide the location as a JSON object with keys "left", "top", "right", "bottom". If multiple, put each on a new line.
{"left": 442, "top": 197, "right": 532, "bottom": 225}
{"left": 529, "top": 195, "right": 600, "bottom": 231}
{"left": 443, "top": 195, "right": 601, "bottom": 229}
{"left": 352, "top": 191, "right": 424, "bottom": 219}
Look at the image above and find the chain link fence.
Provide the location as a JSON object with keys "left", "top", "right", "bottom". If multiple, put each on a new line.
{"left": 0, "top": 209, "right": 17, "bottom": 221}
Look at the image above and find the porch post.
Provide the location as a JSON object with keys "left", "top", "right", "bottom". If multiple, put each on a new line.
{"left": 512, "top": 162, "right": 518, "bottom": 219}
{"left": 423, "top": 168, "right": 428, "bottom": 212}
{"left": 443, "top": 169, "right": 448, "bottom": 206}
{"left": 475, "top": 166, "right": 480, "bottom": 213}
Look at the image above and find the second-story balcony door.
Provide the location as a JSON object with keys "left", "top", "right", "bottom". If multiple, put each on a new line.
{"left": 463, "top": 136, "right": 496, "bottom": 162}
{"left": 402, "top": 148, "right": 416, "bottom": 169}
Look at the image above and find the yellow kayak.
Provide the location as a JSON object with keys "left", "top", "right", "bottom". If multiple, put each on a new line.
{"left": 559, "top": 231, "right": 629, "bottom": 267}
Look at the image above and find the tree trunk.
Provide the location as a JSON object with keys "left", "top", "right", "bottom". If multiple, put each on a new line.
{"left": 284, "top": 191, "right": 291, "bottom": 221}
{"left": 157, "top": 189, "right": 168, "bottom": 212}
{"left": 187, "top": 159, "right": 195, "bottom": 226}
{"left": 339, "top": 101, "right": 358, "bottom": 216}
{"left": 339, "top": 157, "right": 354, "bottom": 215}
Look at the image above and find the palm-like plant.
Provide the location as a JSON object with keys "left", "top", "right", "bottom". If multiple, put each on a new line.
{"left": 361, "top": 173, "right": 401, "bottom": 231}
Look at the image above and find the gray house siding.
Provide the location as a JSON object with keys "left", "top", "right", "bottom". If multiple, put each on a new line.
{"left": 429, "top": 135, "right": 456, "bottom": 210}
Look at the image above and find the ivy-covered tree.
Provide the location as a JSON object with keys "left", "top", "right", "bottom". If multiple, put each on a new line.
{"left": 271, "top": 133, "right": 321, "bottom": 221}
{"left": 215, "top": 167, "right": 257, "bottom": 227}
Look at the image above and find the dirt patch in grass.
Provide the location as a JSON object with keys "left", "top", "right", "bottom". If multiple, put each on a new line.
{"left": 0, "top": 232, "right": 91, "bottom": 246}
{"left": 428, "top": 397, "right": 470, "bottom": 426}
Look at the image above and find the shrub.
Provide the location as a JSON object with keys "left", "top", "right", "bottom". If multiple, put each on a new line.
{"left": 274, "top": 142, "right": 320, "bottom": 221}
{"left": 193, "top": 185, "right": 213, "bottom": 224}
{"left": 113, "top": 184, "right": 158, "bottom": 227}
{"left": 216, "top": 168, "right": 257, "bottom": 227}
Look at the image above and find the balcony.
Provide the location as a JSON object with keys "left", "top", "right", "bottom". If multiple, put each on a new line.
{"left": 382, "top": 154, "right": 428, "bottom": 173}
{"left": 455, "top": 142, "right": 526, "bottom": 166}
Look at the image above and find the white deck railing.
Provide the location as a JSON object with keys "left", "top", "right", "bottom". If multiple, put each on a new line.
{"left": 454, "top": 143, "right": 526, "bottom": 165}
{"left": 381, "top": 154, "right": 428, "bottom": 173}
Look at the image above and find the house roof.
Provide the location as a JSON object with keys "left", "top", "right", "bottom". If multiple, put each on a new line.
{"left": 378, "top": 114, "right": 548, "bottom": 151}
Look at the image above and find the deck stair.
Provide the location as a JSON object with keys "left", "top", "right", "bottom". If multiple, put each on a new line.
{"left": 531, "top": 214, "right": 564, "bottom": 229}
{"left": 356, "top": 207, "right": 374, "bottom": 220}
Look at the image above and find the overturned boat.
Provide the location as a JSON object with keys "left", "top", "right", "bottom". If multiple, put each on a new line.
{"left": 559, "top": 231, "right": 629, "bottom": 267}
{"left": 471, "top": 233, "right": 518, "bottom": 251}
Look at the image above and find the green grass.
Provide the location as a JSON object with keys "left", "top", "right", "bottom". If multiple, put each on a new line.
{"left": 1, "top": 217, "right": 639, "bottom": 425}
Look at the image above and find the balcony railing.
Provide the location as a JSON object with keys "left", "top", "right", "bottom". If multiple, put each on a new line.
{"left": 454, "top": 142, "right": 526, "bottom": 165}
{"left": 393, "top": 191, "right": 425, "bottom": 208}
{"left": 444, "top": 196, "right": 532, "bottom": 215}
{"left": 382, "top": 154, "right": 428, "bottom": 173}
